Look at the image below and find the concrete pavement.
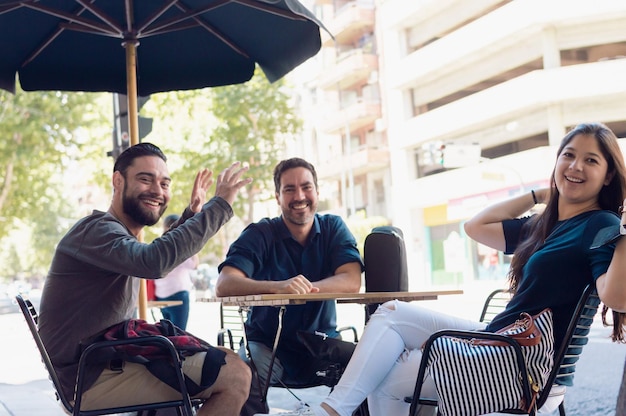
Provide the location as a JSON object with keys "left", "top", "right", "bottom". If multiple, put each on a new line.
{"left": 0, "top": 297, "right": 331, "bottom": 415}
{"left": 1, "top": 284, "right": 624, "bottom": 415}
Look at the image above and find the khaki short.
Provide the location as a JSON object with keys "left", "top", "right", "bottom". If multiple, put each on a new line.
{"left": 81, "top": 352, "right": 213, "bottom": 410}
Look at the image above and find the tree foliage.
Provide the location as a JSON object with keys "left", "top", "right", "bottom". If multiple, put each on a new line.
{"left": 0, "top": 67, "right": 302, "bottom": 279}
{"left": 207, "top": 68, "right": 303, "bottom": 224}
{"left": 0, "top": 88, "right": 110, "bottom": 277}
{"left": 144, "top": 68, "right": 302, "bottom": 261}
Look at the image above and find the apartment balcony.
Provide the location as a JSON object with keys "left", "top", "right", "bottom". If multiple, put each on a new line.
{"left": 321, "top": 1, "right": 375, "bottom": 46}
{"left": 386, "top": 0, "right": 626, "bottom": 99}
{"left": 317, "top": 49, "right": 378, "bottom": 90}
{"left": 379, "top": 0, "right": 502, "bottom": 38}
{"left": 395, "top": 59, "right": 626, "bottom": 150}
{"left": 319, "top": 98, "right": 381, "bottom": 134}
{"left": 317, "top": 145, "right": 390, "bottom": 181}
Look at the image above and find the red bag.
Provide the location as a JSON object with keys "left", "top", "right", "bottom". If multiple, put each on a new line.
{"left": 146, "top": 279, "right": 156, "bottom": 301}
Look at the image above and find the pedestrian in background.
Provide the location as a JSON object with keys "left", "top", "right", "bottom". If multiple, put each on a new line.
{"left": 155, "top": 213, "right": 199, "bottom": 329}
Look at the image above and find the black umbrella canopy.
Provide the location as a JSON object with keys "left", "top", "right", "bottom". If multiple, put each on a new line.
{"left": 0, "top": 0, "right": 326, "bottom": 95}
{"left": 0, "top": 0, "right": 328, "bottom": 320}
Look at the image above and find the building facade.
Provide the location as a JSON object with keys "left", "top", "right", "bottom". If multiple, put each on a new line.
{"left": 299, "top": 0, "right": 626, "bottom": 289}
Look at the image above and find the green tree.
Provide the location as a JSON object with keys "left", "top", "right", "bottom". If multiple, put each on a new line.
{"left": 207, "top": 68, "right": 302, "bottom": 225}
{"left": 144, "top": 67, "right": 302, "bottom": 260}
{"left": 0, "top": 88, "right": 110, "bottom": 276}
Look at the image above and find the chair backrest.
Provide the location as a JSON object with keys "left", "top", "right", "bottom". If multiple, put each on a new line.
{"left": 364, "top": 226, "right": 408, "bottom": 293}
{"left": 535, "top": 284, "right": 600, "bottom": 409}
{"left": 477, "top": 285, "right": 600, "bottom": 412}
{"left": 15, "top": 294, "right": 74, "bottom": 413}
{"left": 479, "top": 288, "right": 512, "bottom": 324}
{"left": 363, "top": 226, "right": 408, "bottom": 317}
{"left": 217, "top": 303, "right": 358, "bottom": 393}
{"left": 217, "top": 304, "right": 248, "bottom": 350}
{"left": 17, "top": 294, "right": 199, "bottom": 416}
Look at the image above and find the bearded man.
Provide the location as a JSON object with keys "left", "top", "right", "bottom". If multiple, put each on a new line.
{"left": 215, "top": 157, "right": 364, "bottom": 416}
{"left": 38, "top": 143, "right": 252, "bottom": 416}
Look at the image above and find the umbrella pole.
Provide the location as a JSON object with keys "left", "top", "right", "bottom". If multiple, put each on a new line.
{"left": 125, "top": 40, "right": 149, "bottom": 321}
{"left": 126, "top": 42, "right": 139, "bottom": 148}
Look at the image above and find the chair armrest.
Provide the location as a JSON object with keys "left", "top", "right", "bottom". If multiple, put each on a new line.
{"left": 407, "top": 329, "right": 534, "bottom": 415}
{"left": 337, "top": 325, "right": 359, "bottom": 342}
{"left": 217, "top": 328, "right": 234, "bottom": 350}
{"left": 75, "top": 335, "right": 193, "bottom": 414}
{"left": 424, "top": 328, "right": 529, "bottom": 348}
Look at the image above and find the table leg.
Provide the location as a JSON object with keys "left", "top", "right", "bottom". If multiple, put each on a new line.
{"left": 239, "top": 306, "right": 251, "bottom": 358}
{"left": 262, "top": 305, "right": 286, "bottom": 401}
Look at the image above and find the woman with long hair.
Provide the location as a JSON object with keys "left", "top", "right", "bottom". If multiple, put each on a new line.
{"left": 259, "top": 122, "right": 626, "bottom": 416}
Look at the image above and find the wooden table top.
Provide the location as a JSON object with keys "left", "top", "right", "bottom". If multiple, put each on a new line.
{"left": 147, "top": 300, "right": 184, "bottom": 308}
{"left": 197, "top": 289, "right": 463, "bottom": 306}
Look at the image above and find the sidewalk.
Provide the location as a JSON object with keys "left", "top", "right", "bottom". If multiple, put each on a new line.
{"left": 1, "top": 285, "right": 623, "bottom": 415}
{"left": 0, "top": 380, "right": 66, "bottom": 416}
{"left": 0, "top": 299, "right": 331, "bottom": 416}
{"left": 0, "top": 307, "right": 67, "bottom": 416}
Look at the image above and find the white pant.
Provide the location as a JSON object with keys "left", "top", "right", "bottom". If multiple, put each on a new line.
{"left": 323, "top": 300, "right": 484, "bottom": 416}
{"left": 322, "top": 300, "right": 565, "bottom": 416}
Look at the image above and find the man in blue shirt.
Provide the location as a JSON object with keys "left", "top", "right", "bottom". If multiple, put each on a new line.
{"left": 216, "top": 157, "right": 364, "bottom": 416}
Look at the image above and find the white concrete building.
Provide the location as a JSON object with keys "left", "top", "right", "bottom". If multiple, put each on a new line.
{"left": 300, "top": 0, "right": 626, "bottom": 289}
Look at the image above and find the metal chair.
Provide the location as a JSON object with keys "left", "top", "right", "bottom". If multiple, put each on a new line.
{"left": 217, "top": 303, "right": 358, "bottom": 373}
{"left": 217, "top": 304, "right": 248, "bottom": 351}
{"left": 407, "top": 284, "right": 600, "bottom": 416}
{"left": 217, "top": 302, "right": 361, "bottom": 414}
{"left": 479, "top": 288, "right": 513, "bottom": 324}
{"left": 16, "top": 294, "right": 199, "bottom": 416}
{"left": 217, "top": 304, "right": 359, "bottom": 349}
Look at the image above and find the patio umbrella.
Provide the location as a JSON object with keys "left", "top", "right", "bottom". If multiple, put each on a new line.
{"left": 0, "top": 0, "right": 327, "bottom": 146}
{"left": 0, "top": 0, "right": 328, "bottom": 318}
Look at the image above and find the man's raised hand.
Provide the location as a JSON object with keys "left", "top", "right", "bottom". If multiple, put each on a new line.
{"left": 215, "top": 162, "right": 253, "bottom": 206}
{"left": 189, "top": 168, "right": 213, "bottom": 213}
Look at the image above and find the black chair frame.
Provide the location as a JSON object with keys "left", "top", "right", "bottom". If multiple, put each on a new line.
{"left": 217, "top": 304, "right": 359, "bottom": 349}
{"left": 408, "top": 284, "right": 599, "bottom": 416}
{"left": 16, "top": 294, "right": 200, "bottom": 416}
{"left": 217, "top": 302, "right": 362, "bottom": 414}
{"left": 479, "top": 288, "right": 512, "bottom": 324}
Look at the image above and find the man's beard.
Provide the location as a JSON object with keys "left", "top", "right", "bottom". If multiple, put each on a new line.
{"left": 122, "top": 184, "right": 166, "bottom": 226}
{"left": 283, "top": 200, "right": 317, "bottom": 225}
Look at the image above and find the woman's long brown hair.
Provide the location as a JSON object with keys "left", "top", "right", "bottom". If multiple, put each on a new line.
{"left": 507, "top": 123, "right": 626, "bottom": 342}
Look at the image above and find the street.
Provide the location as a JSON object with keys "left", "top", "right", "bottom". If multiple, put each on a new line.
{"left": 0, "top": 290, "right": 624, "bottom": 415}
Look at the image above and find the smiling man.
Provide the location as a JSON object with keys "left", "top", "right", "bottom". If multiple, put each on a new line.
{"left": 38, "top": 143, "right": 252, "bottom": 416}
{"left": 215, "top": 157, "right": 364, "bottom": 416}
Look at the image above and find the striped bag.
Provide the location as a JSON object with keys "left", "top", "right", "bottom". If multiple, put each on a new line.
{"left": 426, "top": 308, "right": 554, "bottom": 416}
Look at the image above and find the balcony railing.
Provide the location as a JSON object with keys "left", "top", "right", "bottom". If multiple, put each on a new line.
{"left": 319, "top": 98, "right": 381, "bottom": 134}
{"left": 317, "top": 49, "right": 378, "bottom": 90}
{"left": 387, "top": 0, "right": 626, "bottom": 92}
{"left": 322, "top": 1, "right": 375, "bottom": 46}
{"left": 398, "top": 59, "right": 626, "bottom": 149}
{"left": 317, "top": 145, "right": 390, "bottom": 180}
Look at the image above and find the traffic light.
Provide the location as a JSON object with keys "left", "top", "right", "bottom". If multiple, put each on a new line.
{"left": 108, "top": 93, "right": 153, "bottom": 159}
{"left": 435, "top": 143, "right": 445, "bottom": 166}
